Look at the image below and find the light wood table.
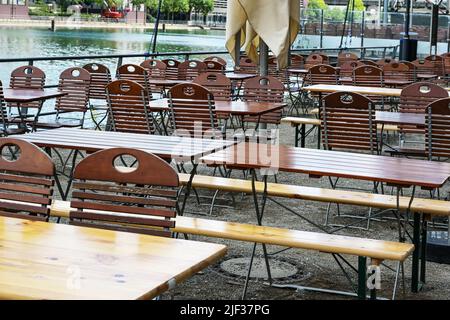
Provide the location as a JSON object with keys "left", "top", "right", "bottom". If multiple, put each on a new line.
{"left": 0, "top": 216, "right": 227, "bottom": 300}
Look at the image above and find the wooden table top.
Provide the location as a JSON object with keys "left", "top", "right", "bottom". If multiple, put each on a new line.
{"left": 13, "top": 128, "right": 236, "bottom": 161}
{"left": 287, "top": 68, "right": 308, "bottom": 74}
{"left": 417, "top": 74, "right": 438, "bottom": 79}
{"left": 4, "top": 88, "right": 67, "bottom": 104}
{"left": 201, "top": 142, "right": 450, "bottom": 188}
{"left": 339, "top": 78, "right": 413, "bottom": 87}
{"left": 376, "top": 111, "right": 425, "bottom": 126}
{"left": 0, "top": 216, "right": 227, "bottom": 300}
{"left": 304, "top": 84, "right": 404, "bottom": 97}
{"left": 147, "top": 79, "right": 192, "bottom": 86}
{"left": 225, "top": 72, "right": 257, "bottom": 80}
{"left": 150, "top": 98, "right": 286, "bottom": 116}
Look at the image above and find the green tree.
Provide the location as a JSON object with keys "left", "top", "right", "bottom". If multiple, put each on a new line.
{"left": 305, "top": 0, "right": 327, "bottom": 19}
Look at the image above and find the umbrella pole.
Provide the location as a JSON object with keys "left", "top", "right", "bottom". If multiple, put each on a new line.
{"left": 259, "top": 40, "right": 269, "bottom": 130}
{"left": 234, "top": 32, "right": 241, "bottom": 67}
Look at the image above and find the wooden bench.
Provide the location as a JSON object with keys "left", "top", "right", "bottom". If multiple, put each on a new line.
{"left": 49, "top": 199, "right": 414, "bottom": 300}
{"left": 178, "top": 174, "right": 450, "bottom": 217}
{"left": 281, "top": 116, "right": 400, "bottom": 148}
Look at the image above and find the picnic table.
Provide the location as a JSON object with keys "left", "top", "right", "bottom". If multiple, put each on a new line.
{"left": 201, "top": 142, "right": 450, "bottom": 293}
{"left": 0, "top": 216, "right": 226, "bottom": 300}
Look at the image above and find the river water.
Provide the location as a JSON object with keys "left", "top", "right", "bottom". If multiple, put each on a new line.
{"left": 0, "top": 26, "right": 227, "bottom": 86}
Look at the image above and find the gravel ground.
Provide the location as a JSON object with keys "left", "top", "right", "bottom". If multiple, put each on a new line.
{"left": 52, "top": 118, "right": 450, "bottom": 300}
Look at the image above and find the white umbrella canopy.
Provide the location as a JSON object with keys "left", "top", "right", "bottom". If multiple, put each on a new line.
{"left": 225, "top": 0, "right": 300, "bottom": 69}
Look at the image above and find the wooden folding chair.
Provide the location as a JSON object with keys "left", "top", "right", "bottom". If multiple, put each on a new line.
{"left": 69, "top": 147, "right": 179, "bottom": 237}
{"left": 178, "top": 60, "right": 207, "bottom": 80}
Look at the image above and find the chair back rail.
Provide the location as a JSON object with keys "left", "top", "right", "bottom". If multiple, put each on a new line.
{"left": 306, "top": 64, "right": 339, "bottom": 85}
{"left": 106, "top": 80, "right": 155, "bottom": 134}
{"left": 0, "top": 138, "right": 54, "bottom": 221}
{"left": 322, "top": 92, "right": 378, "bottom": 153}
{"left": 243, "top": 75, "right": 285, "bottom": 125}
{"left": 376, "top": 58, "right": 396, "bottom": 67}
{"left": 235, "top": 57, "right": 258, "bottom": 74}
{"left": 412, "top": 59, "right": 437, "bottom": 76}
{"left": 353, "top": 65, "right": 384, "bottom": 104}
{"left": 440, "top": 52, "right": 450, "bottom": 74}
{"left": 290, "top": 54, "right": 304, "bottom": 68}
{"left": 140, "top": 59, "right": 167, "bottom": 79}
{"left": 304, "top": 53, "right": 325, "bottom": 69}
{"left": 178, "top": 60, "right": 207, "bottom": 80}
{"left": 9, "top": 65, "right": 46, "bottom": 109}
{"left": 426, "top": 97, "right": 450, "bottom": 159}
{"left": 117, "top": 64, "right": 152, "bottom": 99}
{"left": 55, "top": 67, "right": 91, "bottom": 113}
{"left": 168, "top": 83, "right": 220, "bottom": 137}
{"left": 383, "top": 62, "right": 410, "bottom": 82}
{"left": 399, "top": 82, "right": 449, "bottom": 134}
{"left": 204, "top": 60, "right": 225, "bottom": 73}
{"left": 337, "top": 52, "right": 358, "bottom": 66}
{"left": 83, "top": 63, "right": 112, "bottom": 100}
{"left": 161, "top": 59, "right": 181, "bottom": 80}
{"left": 204, "top": 56, "right": 227, "bottom": 67}
{"left": 69, "top": 148, "right": 179, "bottom": 237}
{"left": 0, "top": 81, "right": 9, "bottom": 130}
{"left": 339, "top": 61, "right": 364, "bottom": 78}
{"left": 193, "top": 72, "right": 232, "bottom": 101}
{"left": 400, "top": 60, "right": 417, "bottom": 81}
{"left": 424, "top": 55, "right": 445, "bottom": 77}
{"left": 359, "top": 60, "right": 378, "bottom": 67}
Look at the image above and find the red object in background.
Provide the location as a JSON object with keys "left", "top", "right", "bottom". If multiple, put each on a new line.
{"left": 101, "top": 7, "right": 124, "bottom": 19}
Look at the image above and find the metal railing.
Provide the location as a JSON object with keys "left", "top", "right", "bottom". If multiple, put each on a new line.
{"left": 0, "top": 46, "right": 399, "bottom": 87}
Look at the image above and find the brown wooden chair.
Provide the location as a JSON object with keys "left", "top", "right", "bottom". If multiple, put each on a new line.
{"left": 386, "top": 82, "right": 450, "bottom": 157}
{"left": 412, "top": 59, "right": 438, "bottom": 82}
{"left": 168, "top": 83, "right": 221, "bottom": 138}
{"left": 193, "top": 72, "right": 231, "bottom": 101}
{"left": 0, "top": 138, "right": 54, "bottom": 221}
{"left": 399, "top": 60, "right": 417, "bottom": 81}
{"left": 69, "top": 147, "right": 179, "bottom": 237}
{"left": 305, "top": 64, "right": 339, "bottom": 85}
{"left": 425, "top": 97, "right": 450, "bottom": 160}
{"left": 353, "top": 65, "right": 385, "bottom": 107}
{"left": 235, "top": 57, "right": 258, "bottom": 74}
{"left": 83, "top": 63, "right": 112, "bottom": 130}
{"left": 290, "top": 54, "right": 304, "bottom": 68}
{"left": 106, "top": 79, "right": 155, "bottom": 135}
{"left": 117, "top": 64, "right": 151, "bottom": 99}
{"left": 304, "top": 53, "right": 325, "bottom": 69}
{"left": 242, "top": 75, "right": 285, "bottom": 126}
{"left": 178, "top": 60, "right": 207, "bottom": 80}
{"left": 204, "top": 60, "right": 225, "bottom": 73}
{"left": 9, "top": 66, "right": 46, "bottom": 130}
{"left": 204, "top": 56, "right": 227, "bottom": 67}
{"left": 35, "top": 67, "right": 91, "bottom": 129}
{"left": 161, "top": 58, "right": 181, "bottom": 81}
{"left": 424, "top": 55, "right": 445, "bottom": 78}
{"left": 322, "top": 91, "right": 378, "bottom": 153}
{"left": 383, "top": 62, "right": 409, "bottom": 82}
{"left": 140, "top": 59, "right": 167, "bottom": 79}
{"left": 0, "top": 81, "right": 23, "bottom": 136}
{"left": 440, "top": 52, "right": 450, "bottom": 75}
{"left": 337, "top": 52, "right": 358, "bottom": 66}
{"left": 339, "top": 61, "right": 364, "bottom": 78}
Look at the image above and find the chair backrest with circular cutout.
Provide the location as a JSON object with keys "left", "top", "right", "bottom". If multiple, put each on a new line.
{"left": 322, "top": 92, "right": 377, "bottom": 153}
{"left": 178, "top": 60, "right": 207, "bottom": 80}
{"left": 0, "top": 138, "right": 54, "bottom": 221}
{"left": 290, "top": 54, "right": 304, "bottom": 68}
{"left": 425, "top": 97, "right": 450, "bottom": 159}
{"left": 375, "top": 58, "right": 395, "bottom": 67}
{"left": 204, "top": 56, "right": 227, "bottom": 67}
{"left": 83, "top": 63, "right": 112, "bottom": 100}
{"left": 161, "top": 59, "right": 181, "bottom": 80}
{"left": 106, "top": 79, "right": 155, "bottom": 135}
{"left": 306, "top": 64, "right": 339, "bottom": 85}
{"left": 383, "top": 62, "right": 409, "bottom": 82}
{"left": 339, "top": 60, "right": 364, "bottom": 78}
{"left": 337, "top": 52, "right": 358, "bottom": 66}
{"left": 412, "top": 59, "right": 436, "bottom": 76}
{"left": 424, "top": 55, "right": 445, "bottom": 77}
{"left": 117, "top": 64, "right": 151, "bottom": 98}
{"left": 9, "top": 65, "right": 46, "bottom": 110}
{"left": 242, "top": 75, "right": 285, "bottom": 125}
{"left": 235, "top": 57, "right": 258, "bottom": 74}
{"left": 204, "top": 60, "right": 225, "bottom": 73}
{"left": 353, "top": 65, "right": 384, "bottom": 86}
{"left": 56, "top": 67, "right": 91, "bottom": 113}
{"left": 168, "top": 83, "right": 219, "bottom": 137}
{"left": 70, "top": 147, "right": 179, "bottom": 237}
{"left": 193, "top": 72, "right": 231, "bottom": 101}
{"left": 140, "top": 59, "right": 167, "bottom": 79}
{"left": 305, "top": 53, "right": 325, "bottom": 69}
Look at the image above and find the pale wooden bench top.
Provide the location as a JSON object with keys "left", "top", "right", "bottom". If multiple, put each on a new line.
{"left": 50, "top": 200, "right": 413, "bottom": 262}
{"left": 177, "top": 174, "right": 450, "bottom": 217}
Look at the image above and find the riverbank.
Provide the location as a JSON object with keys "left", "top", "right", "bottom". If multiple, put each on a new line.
{"left": 0, "top": 18, "right": 221, "bottom": 30}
